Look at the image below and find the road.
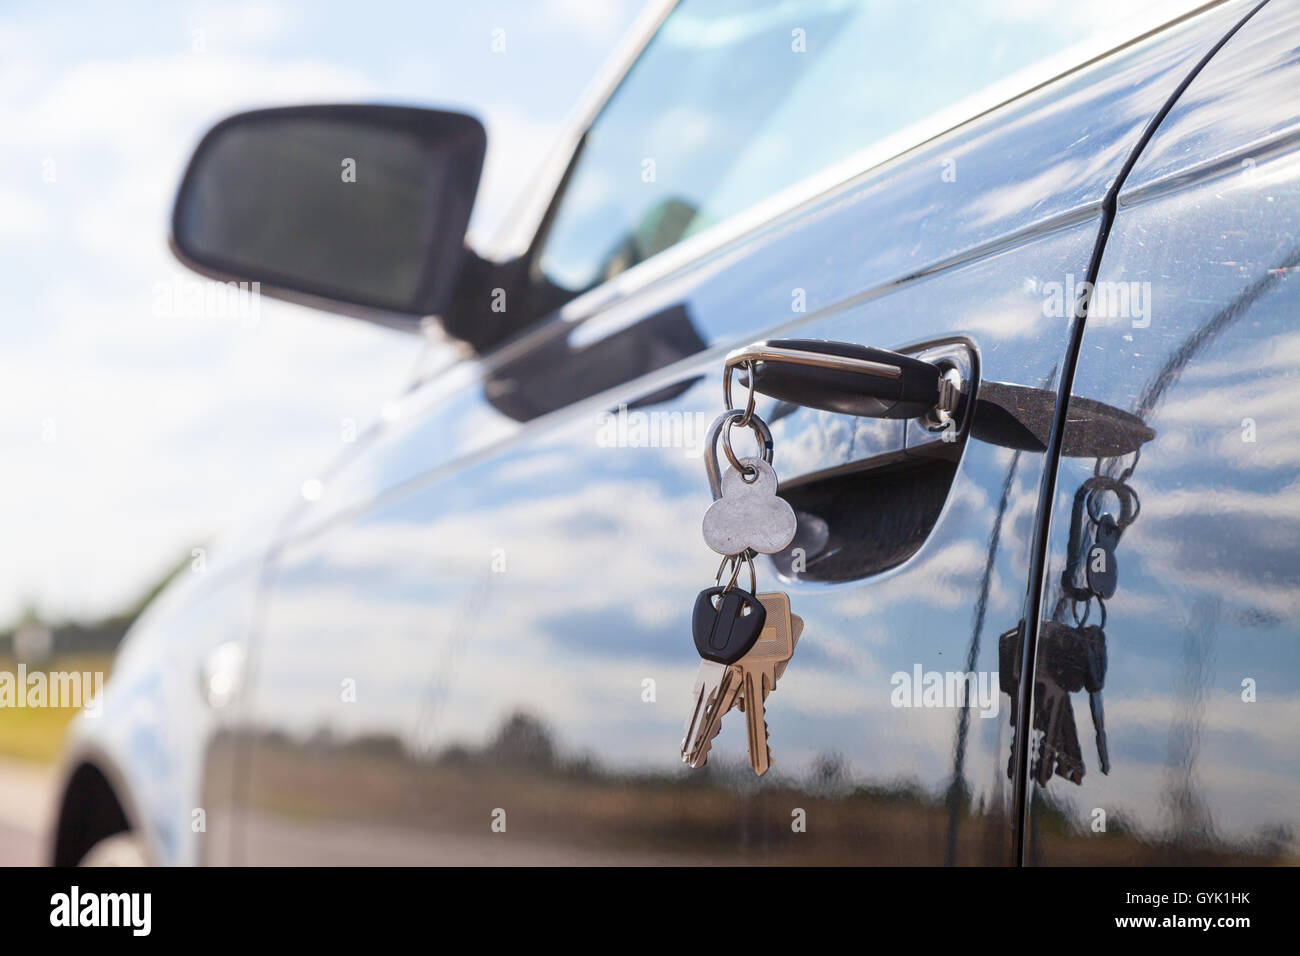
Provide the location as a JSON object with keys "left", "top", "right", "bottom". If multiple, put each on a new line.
{"left": 0, "top": 757, "right": 53, "bottom": 866}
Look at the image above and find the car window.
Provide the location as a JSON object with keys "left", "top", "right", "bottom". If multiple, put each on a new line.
{"left": 536, "top": 0, "right": 1205, "bottom": 295}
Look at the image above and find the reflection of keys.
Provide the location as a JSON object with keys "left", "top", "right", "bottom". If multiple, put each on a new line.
{"left": 1089, "top": 690, "right": 1110, "bottom": 775}
{"left": 735, "top": 594, "right": 798, "bottom": 776}
{"left": 1034, "top": 679, "right": 1083, "bottom": 786}
{"left": 686, "top": 597, "right": 801, "bottom": 771}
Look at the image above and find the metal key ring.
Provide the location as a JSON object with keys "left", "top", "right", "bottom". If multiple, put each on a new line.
{"left": 722, "top": 411, "right": 773, "bottom": 478}
{"left": 1118, "top": 481, "right": 1138, "bottom": 528}
{"left": 1096, "top": 448, "right": 1142, "bottom": 483}
{"left": 1082, "top": 475, "right": 1137, "bottom": 527}
{"left": 703, "top": 410, "right": 773, "bottom": 500}
{"left": 715, "top": 551, "right": 757, "bottom": 594}
{"left": 723, "top": 359, "right": 757, "bottom": 428}
{"left": 1071, "top": 596, "right": 1091, "bottom": 628}
{"left": 1071, "top": 595, "right": 1108, "bottom": 630}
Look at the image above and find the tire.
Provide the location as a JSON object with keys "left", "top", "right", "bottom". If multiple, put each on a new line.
{"left": 77, "top": 831, "right": 148, "bottom": 867}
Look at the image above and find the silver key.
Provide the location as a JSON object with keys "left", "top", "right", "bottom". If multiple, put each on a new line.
{"left": 683, "top": 665, "right": 740, "bottom": 768}
{"left": 682, "top": 659, "right": 730, "bottom": 763}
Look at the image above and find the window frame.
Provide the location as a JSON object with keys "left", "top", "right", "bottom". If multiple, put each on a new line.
{"left": 480, "top": 0, "right": 1227, "bottom": 336}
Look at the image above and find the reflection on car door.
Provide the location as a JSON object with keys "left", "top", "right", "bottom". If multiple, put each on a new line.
{"left": 1024, "top": 0, "right": 1300, "bottom": 865}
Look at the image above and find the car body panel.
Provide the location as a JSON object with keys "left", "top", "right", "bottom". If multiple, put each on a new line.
{"left": 1120, "top": 0, "right": 1300, "bottom": 193}
{"left": 56, "top": 565, "right": 254, "bottom": 866}
{"left": 1025, "top": 0, "right": 1300, "bottom": 863}
{"left": 239, "top": 218, "right": 1100, "bottom": 865}
{"left": 285, "top": 0, "right": 1255, "bottom": 545}
{"left": 229, "top": 4, "right": 1259, "bottom": 865}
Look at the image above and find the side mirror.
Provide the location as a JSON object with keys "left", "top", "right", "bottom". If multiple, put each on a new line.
{"left": 171, "top": 105, "right": 485, "bottom": 328}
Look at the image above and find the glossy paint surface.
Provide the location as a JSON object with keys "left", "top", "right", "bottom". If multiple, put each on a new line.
{"left": 237, "top": 3, "right": 1261, "bottom": 859}
{"left": 1027, "top": 0, "right": 1300, "bottom": 864}
{"left": 241, "top": 221, "right": 1099, "bottom": 864}
{"left": 283, "top": 1, "right": 1253, "bottom": 544}
{"left": 1121, "top": 0, "right": 1300, "bottom": 193}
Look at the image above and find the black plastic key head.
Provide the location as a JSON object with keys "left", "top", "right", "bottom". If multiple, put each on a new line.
{"left": 1086, "top": 513, "right": 1120, "bottom": 599}
{"left": 692, "top": 586, "right": 767, "bottom": 664}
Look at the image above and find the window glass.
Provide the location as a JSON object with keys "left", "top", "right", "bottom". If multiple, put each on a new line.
{"left": 538, "top": 0, "right": 1202, "bottom": 294}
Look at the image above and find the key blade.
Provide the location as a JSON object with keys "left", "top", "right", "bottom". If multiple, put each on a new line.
{"left": 742, "top": 667, "right": 773, "bottom": 776}
{"left": 685, "top": 668, "right": 740, "bottom": 769}
{"left": 738, "top": 594, "right": 794, "bottom": 774}
{"left": 681, "top": 660, "right": 725, "bottom": 760}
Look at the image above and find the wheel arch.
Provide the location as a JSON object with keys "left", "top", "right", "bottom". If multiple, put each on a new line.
{"left": 49, "top": 744, "right": 152, "bottom": 867}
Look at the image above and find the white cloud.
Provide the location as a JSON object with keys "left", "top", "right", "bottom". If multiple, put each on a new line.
{"left": 0, "top": 185, "right": 51, "bottom": 240}
{"left": 0, "top": 51, "right": 420, "bottom": 621}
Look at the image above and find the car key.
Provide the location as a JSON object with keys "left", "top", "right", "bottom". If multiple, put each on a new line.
{"left": 733, "top": 591, "right": 796, "bottom": 775}
{"left": 681, "top": 584, "right": 766, "bottom": 763}
{"left": 686, "top": 596, "right": 801, "bottom": 769}
{"left": 683, "top": 667, "right": 741, "bottom": 769}
{"left": 1079, "top": 623, "right": 1110, "bottom": 774}
{"left": 1036, "top": 620, "right": 1087, "bottom": 785}
{"left": 683, "top": 405, "right": 799, "bottom": 773}
{"left": 1086, "top": 513, "right": 1121, "bottom": 599}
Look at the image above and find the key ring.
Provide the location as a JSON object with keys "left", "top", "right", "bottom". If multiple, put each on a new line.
{"left": 1096, "top": 448, "right": 1141, "bottom": 483}
{"left": 1070, "top": 595, "right": 1107, "bottom": 630}
{"left": 1091, "top": 452, "right": 1142, "bottom": 528}
{"left": 722, "top": 411, "right": 771, "bottom": 478}
{"left": 1082, "top": 474, "right": 1138, "bottom": 528}
{"left": 715, "top": 551, "right": 757, "bottom": 594}
{"left": 702, "top": 410, "right": 774, "bottom": 500}
{"left": 723, "top": 359, "right": 757, "bottom": 428}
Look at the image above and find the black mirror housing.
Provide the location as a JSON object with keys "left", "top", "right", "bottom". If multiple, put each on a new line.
{"left": 171, "top": 105, "right": 485, "bottom": 329}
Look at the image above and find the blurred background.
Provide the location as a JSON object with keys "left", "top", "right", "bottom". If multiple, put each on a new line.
{"left": 0, "top": 0, "right": 647, "bottom": 763}
{"left": 0, "top": 3, "right": 648, "bottom": 861}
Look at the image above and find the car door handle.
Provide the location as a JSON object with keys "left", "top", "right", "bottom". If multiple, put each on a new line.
{"left": 727, "top": 338, "right": 963, "bottom": 422}
{"left": 723, "top": 336, "right": 1155, "bottom": 585}
{"left": 731, "top": 337, "right": 1153, "bottom": 460}
{"left": 724, "top": 338, "right": 972, "bottom": 493}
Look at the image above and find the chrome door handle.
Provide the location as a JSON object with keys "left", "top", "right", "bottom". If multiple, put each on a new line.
{"left": 729, "top": 337, "right": 1154, "bottom": 459}
{"left": 725, "top": 338, "right": 963, "bottom": 421}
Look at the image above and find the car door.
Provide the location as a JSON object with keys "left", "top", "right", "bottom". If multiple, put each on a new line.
{"left": 1024, "top": 0, "right": 1300, "bottom": 865}
{"left": 233, "top": 0, "right": 1258, "bottom": 865}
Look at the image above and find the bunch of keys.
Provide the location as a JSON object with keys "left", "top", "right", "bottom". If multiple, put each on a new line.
{"left": 681, "top": 388, "right": 800, "bottom": 776}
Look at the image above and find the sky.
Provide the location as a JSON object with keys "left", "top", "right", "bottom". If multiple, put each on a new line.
{"left": 0, "top": 0, "right": 647, "bottom": 623}
{"left": 0, "top": 0, "right": 1205, "bottom": 624}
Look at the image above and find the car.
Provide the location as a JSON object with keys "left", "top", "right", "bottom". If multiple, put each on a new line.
{"left": 50, "top": 0, "right": 1300, "bottom": 866}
